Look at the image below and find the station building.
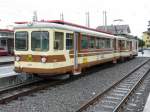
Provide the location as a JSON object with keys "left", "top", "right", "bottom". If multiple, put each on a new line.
{"left": 142, "top": 31, "right": 150, "bottom": 48}
{"left": 0, "top": 29, "right": 14, "bottom": 55}
{"left": 97, "top": 24, "right": 131, "bottom": 35}
{"left": 97, "top": 24, "right": 137, "bottom": 40}
{"left": 142, "top": 21, "right": 150, "bottom": 48}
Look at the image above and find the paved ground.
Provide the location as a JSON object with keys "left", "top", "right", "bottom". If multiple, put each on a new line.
{"left": 0, "top": 65, "right": 17, "bottom": 78}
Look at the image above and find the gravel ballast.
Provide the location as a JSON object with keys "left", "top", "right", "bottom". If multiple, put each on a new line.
{"left": 0, "top": 57, "right": 149, "bottom": 112}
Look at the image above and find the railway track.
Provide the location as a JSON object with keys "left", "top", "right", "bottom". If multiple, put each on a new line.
{"left": 76, "top": 59, "right": 150, "bottom": 112}
{"left": 0, "top": 78, "right": 62, "bottom": 104}
{"left": 0, "top": 73, "right": 82, "bottom": 104}
{"left": 0, "top": 78, "right": 43, "bottom": 94}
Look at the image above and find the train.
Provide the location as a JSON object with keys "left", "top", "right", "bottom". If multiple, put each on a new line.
{"left": 14, "top": 20, "right": 138, "bottom": 76}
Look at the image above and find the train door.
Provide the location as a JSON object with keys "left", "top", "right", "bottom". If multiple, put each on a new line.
{"left": 136, "top": 40, "right": 138, "bottom": 52}
{"left": 112, "top": 38, "right": 118, "bottom": 63}
{"left": 73, "top": 32, "right": 80, "bottom": 75}
{"left": 130, "top": 41, "right": 132, "bottom": 51}
{"left": 113, "top": 38, "right": 117, "bottom": 52}
{"left": 118, "top": 40, "right": 121, "bottom": 51}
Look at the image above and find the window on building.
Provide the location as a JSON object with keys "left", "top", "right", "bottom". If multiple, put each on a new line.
{"left": 81, "top": 35, "right": 88, "bottom": 49}
{"left": 66, "top": 33, "right": 73, "bottom": 50}
{"left": 54, "top": 32, "right": 64, "bottom": 50}
{"left": 31, "top": 31, "right": 49, "bottom": 51}
{"left": 15, "top": 31, "right": 28, "bottom": 51}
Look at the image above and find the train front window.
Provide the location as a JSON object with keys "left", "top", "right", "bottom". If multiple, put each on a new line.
{"left": 54, "top": 32, "right": 64, "bottom": 50}
{"left": 31, "top": 31, "right": 49, "bottom": 51}
{"left": 15, "top": 31, "right": 28, "bottom": 51}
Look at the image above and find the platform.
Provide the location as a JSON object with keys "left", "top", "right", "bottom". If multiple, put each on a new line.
{"left": 138, "top": 50, "right": 150, "bottom": 57}
{"left": 0, "top": 72, "right": 17, "bottom": 78}
{"left": 0, "top": 64, "right": 17, "bottom": 78}
{"left": 0, "top": 56, "right": 14, "bottom": 65}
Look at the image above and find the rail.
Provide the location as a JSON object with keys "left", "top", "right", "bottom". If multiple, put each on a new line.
{"left": 76, "top": 58, "right": 150, "bottom": 112}
{"left": 0, "top": 79, "right": 60, "bottom": 104}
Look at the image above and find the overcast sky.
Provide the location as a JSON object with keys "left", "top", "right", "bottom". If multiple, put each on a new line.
{"left": 0, "top": 0, "right": 149, "bottom": 37}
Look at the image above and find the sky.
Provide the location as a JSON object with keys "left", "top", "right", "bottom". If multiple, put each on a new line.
{"left": 0, "top": 0, "right": 150, "bottom": 37}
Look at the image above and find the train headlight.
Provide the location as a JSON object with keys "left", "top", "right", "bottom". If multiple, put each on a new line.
{"left": 41, "top": 57, "right": 47, "bottom": 63}
{"left": 16, "top": 56, "right": 20, "bottom": 61}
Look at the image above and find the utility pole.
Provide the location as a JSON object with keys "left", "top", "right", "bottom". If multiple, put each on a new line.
{"left": 60, "top": 13, "right": 64, "bottom": 21}
{"left": 86, "top": 12, "right": 90, "bottom": 27}
{"left": 33, "top": 11, "right": 38, "bottom": 22}
{"left": 103, "top": 11, "right": 107, "bottom": 31}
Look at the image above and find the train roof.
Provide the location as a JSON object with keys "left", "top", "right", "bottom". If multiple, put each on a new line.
{"left": 14, "top": 20, "right": 127, "bottom": 40}
{"left": 44, "top": 20, "right": 113, "bottom": 34}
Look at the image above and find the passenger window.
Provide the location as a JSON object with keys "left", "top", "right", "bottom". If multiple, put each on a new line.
{"left": 31, "top": 31, "right": 49, "bottom": 51}
{"left": 89, "top": 37, "right": 95, "bottom": 49}
{"left": 105, "top": 39, "right": 111, "bottom": 48}
{"left": 66, "top": 33, "right": 73, "bottom": 50}
{"left": 121, "top": 40, "right": 126, "bottom": 49}
{"left": 99, "top": 38, "right": 105, "bottom": 48}
{"left": 81, "top": 35, "right": 88, "bottom": 49}
{"left": 54, "top": 32, "right": 64, "bottom": 50}
{"left": 126, "top": 41, "right": 130, "bottom": 49}
{"left": 96, "top": 38, "right": 102, "bottom": 49}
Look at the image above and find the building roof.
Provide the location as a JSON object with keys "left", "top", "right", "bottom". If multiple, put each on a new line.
{"left": 118, "top": 34, "right": 137, "bottom": 39}
{"left": 0, "top": 29, "right": 14, "bottom": 39}
{"left": 143, "top": 31, "right": 150, "bottom": 35}
{"left": 96, "top": 25, "right": 131, "bottom": 35}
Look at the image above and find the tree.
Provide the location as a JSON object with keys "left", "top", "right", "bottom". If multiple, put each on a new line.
{"left": 138, "top": 38, "right": 145, "bottom": 47}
